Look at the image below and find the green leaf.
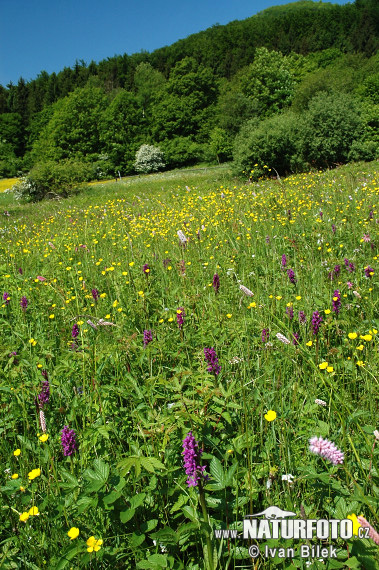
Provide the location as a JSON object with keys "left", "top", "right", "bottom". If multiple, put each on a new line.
{"left": 141, "top": 519, "right": 158, "bottom": 533}
{"left": 316, "top": 420, "right": 329, "bottom": 437}
{"left": 59, "top": 468, "right": 79, "bottom": 490}
{"left": 103, "top": 489, "right": 122, "bottom": 506}
{"left": 224, "top": 462, "right": 238, "bottom": 487}
{"left": 129, "top": 532, "right": 145, "bottom": 548}
{"left": 117, "top": 456, "right": 141, "bottom": 477}
{"left": 16, "top": 435, "right": 36, "bottom": 453}
{"left": 221, "top": 411, "right": 232, "bottom": 424}
{"left": 76, "top": 495, "right": 98, "bottom": 514}
{"left": 120, "top": 507, "right": 136, "bottom": 523}
{"left": 209, "top": 457, "right": 225, "bottom": 488}
{"left": 97, "top": 425, "right": 110, "bottom": 439}
{"left": 83, "top": 459, "right": 109, "bottom": 491}
{"left": 93, "top": 458, "right": 110, "bottom": 481}
{"left": 150, "top": 527, "right": 179, "bottom": 545}
{"left": 182, "top": 505, "right": 199, "bottom": 523}
{"left": 140, "top": 456, "right": 165, "bottom": 473}
{"left": 130, "top": 492, "right": 146, "bottom": 510}
{"left": 170, "top": 494, "right": 188, "bottom": 513}
{"left": 54, "top": 546, "right": 82, "bottom": 570}
{"left": 342, "top": 557, "right": 361, "bottom": 569}
{"left": 147, "top": 553, "right": 167, "bottom": 567}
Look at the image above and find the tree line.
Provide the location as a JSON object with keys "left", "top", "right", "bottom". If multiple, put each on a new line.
{"left": 0, "top": 0, "right": 378, "bottom": 191}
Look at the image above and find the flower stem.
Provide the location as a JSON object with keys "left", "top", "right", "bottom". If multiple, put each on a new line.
{"left": 198, "top": 483, "right": 214, "bottom": 570}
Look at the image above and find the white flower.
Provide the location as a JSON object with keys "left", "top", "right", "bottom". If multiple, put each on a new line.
{"left": 315, "top": 399, "right": 327, "bottom": 407}
{"left": 239, "top": 284, "right": 254, "bottom": 297}
{"left": 374, "top": 430, "right": 379, "bottom": 441}
{"left": 229, "top": 356, "right": 244, "bottom": 364}
{"left": 282, "top": 474, "right": 294, "bottom": 483}
{"left": 276, "top": 333, "right": 290, "bottom": 345}
{"left": 177, "top": 230, "right": 188, "bottom": 245}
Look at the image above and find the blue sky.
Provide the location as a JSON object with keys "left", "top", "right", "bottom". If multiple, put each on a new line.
{"left": 1, "top": 0, "right": 351, "bottom": 86}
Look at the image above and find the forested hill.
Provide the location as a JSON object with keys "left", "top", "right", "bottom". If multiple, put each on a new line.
{"left": 0, "top": 0, "right": 378, "bottom": 186}
{"left": 149, "top": 0, "right": 378, "bottom": 78}
{"left": 1, "top": 0, "right": 378, "bottom": 110}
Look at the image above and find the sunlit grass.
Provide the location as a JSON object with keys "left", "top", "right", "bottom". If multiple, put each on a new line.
{"left": 0, "top": 161, "right": 378, "bottom": 568}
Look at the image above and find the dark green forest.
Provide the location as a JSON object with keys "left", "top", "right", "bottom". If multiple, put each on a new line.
{"left": 0, "top": 0, "right": 378, "bottom": 190}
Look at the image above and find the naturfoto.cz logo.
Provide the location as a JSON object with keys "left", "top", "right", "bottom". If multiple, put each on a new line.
{"left": 214, "top": 506, "right": 370, "bottom": 560}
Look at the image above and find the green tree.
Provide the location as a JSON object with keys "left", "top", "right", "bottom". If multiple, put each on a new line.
{"left": 32, "top": 86, "right": 108, "bottom": 162}
{"left": 299, "top": 92, "right": 363, "bottom": 167}
{"left": 99, "top": 90, "right": 145, "bottom": 172}
{"left": 0, "top": 113, "right": 24, "bottom": 156}
{"left": 237, "top": 48, "right": 295, "bottom": 117}
{"left": 208, "top": 127, "right": 232, "bottom": 163}
{"left": 134, "top": 62, "right": 165, "bottom": 118}
{"left": 216, "top": 83, "right": 259, "bottom": 136}
{"left": 152, "top": 57, "right": 218, "bottom": 142}
{"left": 233, "top": 112, "right": 304, "bottom": 177}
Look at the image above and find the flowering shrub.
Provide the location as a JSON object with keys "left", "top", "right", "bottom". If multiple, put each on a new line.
{"left": 134, "top": 144, "right": 165, "bottom": 174}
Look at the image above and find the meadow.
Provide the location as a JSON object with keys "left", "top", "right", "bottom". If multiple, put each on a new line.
{"left": 0, "top": 162, "right": 378, "bottom": 569}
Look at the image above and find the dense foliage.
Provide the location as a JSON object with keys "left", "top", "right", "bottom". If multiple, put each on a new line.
{"left": 0, "top": 162, "right": 378, "bottom": 568}
{"left": 0, "top": 0, "right": 378, "bottom": 183}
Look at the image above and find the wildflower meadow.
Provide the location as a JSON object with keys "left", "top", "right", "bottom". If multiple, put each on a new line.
{"left": 0, "top": 162, "right": 378, "bottom": 569}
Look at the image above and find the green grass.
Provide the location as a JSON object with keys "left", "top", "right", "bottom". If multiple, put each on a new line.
{"left": 0, "top": 161, "right": 378, "bottom": 569}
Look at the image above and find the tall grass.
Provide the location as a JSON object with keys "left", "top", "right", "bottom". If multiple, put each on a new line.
{"left": 0, "top": 162, "right": 378, "bottom": 569}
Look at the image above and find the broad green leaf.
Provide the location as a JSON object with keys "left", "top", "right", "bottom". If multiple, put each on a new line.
{"left": 120, "top": 507, "right": 136, "bottom": 523}
{"left": 209, "top": 457, "right": 225, "bottom": 488}
{"left": 129, "top": 532, "right": 145, "bottom": 548}
{"left": 147, "top": 553, "right": 167, "bottom": 567}
{"left": 141, "top": 519, "right": 158, "bottom": 533}
{"left": 182, "top": 505, "right": 199, "bottom": 523}
{"left": 130, "top": 492, "right": 146, "bottom": 510}
{"left": 76, "top": 495, "right": 98, "bottom": 514}
{"left": 170, "top": 494, "right": 188, "bottom": 513}
{"left": 150, "top": 527, "right": 179, "bottom": 545}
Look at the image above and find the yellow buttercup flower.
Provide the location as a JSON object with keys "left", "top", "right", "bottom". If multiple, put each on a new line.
{"left": 326, "top": 366, "right": 334, "bottom": 373}
{"left": 68, "top": 527, "right": 80, "bottom": 540}
{"left": 319, "top": 362, "right": 328, "bottom": 370}
{"left": 264, "top": 410, "right": 277, "bottom": 422}
{"left": 39, "top": 434, "right": 49, "bottom": 442}
{"left": 306, "top": 341, "right": 313, "bottom": 347}
{"left": 19, "top": 512, "right": 29, "bottom": 522}
{"left": 361, "top": 334, "right": 372, "bottom": 342}
{"left": 28, "top": 506, "right": 39, "bottom": 516}
{"left": 347, "top": 514, "right": 362, "bottom": 536}
{"left": 28, "top": 468, "right": 41, "bottom": 481}
{"left": 86, "top": 536, "right": 103, "bottom": 552}
{"left": 13, "top": 449, "right": 21, "bottom": 457}
{"left": 348, "top": 332, "right": 357, "bottom": 340}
